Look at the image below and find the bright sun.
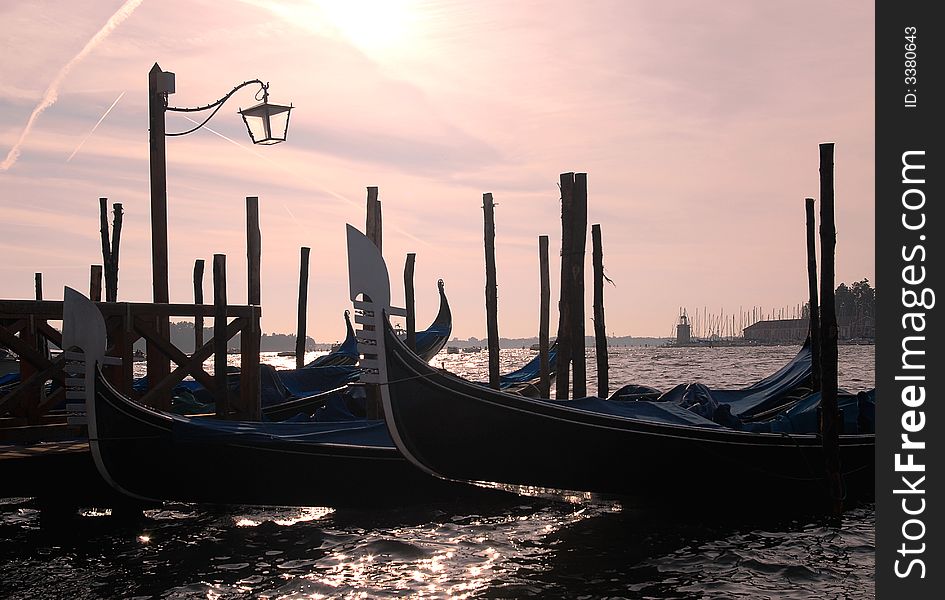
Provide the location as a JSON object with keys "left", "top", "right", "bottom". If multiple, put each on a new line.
{"left": 315, "top": 0, "right": 418, "bottom": 56}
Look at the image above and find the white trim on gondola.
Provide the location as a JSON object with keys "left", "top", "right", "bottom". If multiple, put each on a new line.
{"left": 62, "top": 287, "right": 156, "bottom": 503}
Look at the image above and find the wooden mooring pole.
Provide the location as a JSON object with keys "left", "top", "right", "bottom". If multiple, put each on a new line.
{"left": 570, "top": 174, "right": 588, "bottom": 398}
{"left": 148, "top": 63, "right": 169, "bottom": 306}
{"left": 99, "top": 198, "right": 123, "bottom": 302}
{"left": 538, "top": 235, "right": 551, "bottom": 398}
{"left": 296, "top": 247, "right": 311, "bottom": 369}
{"left": 592, "top": 223, "right": 609, "bottom": 398}
{"left": 366, "top": 186, "right": 382, "bottom": 251}
{"left": 555, "top": 173, "right": 575, "bottom": 399}
{"left": 213, "top": 254, "right": 230, "bottom": 417}
{"left": 242, "top": 196, "right": 262, "bottom": 420}
{"left": 364, "top": 186, "right": 382, "bottom": 419}
{"left": 147, "top": 63, "right": 172, "bottom": 409}
{"left": 818, "top": 143, "right": 842, "bottom": 514}
{"left": 483, "top": 193, "right": 500, "bottom": 389}
{"left": 404, "top": 253, "right": 416, "bottom": 352}
{"left": 34, "top": 273, "right": 48, "bottom": 360}
{"left": 805, "top": 198, "right": 822, "bottom": 392}
{"left": 246, "top": 196, "right": 262, "bottom": 306}
{"left": 193, "top": 259, "right": 205, "bottom": 352}
{"left": 89, "top": 265, "right": 103, "bottom": 302}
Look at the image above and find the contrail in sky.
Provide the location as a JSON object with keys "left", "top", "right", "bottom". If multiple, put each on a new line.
{"left": 1, "top": 0, "right": 143, "bottom": 171}
{"left": 181, "top": 117, "right": 312, "bottom": 239}
{"left": 67, "top": 91, "right": 126, "bottom": 162}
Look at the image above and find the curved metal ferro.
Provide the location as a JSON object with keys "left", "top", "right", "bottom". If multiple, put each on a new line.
{"left": 345, "top": 223, "right": 390, "bottom": 403}
{"left": 346, "top": 224, "right": 392, "bottom": 312}
{"left": 344, "top": 225, "right": 438, "bottom": 477}
{"left": 62, "top": 286, "right": 108, "bottom": 375}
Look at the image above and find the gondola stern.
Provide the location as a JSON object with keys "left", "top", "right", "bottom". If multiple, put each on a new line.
{"left": 62, "top": 287, "right": 158, "bottom": 503}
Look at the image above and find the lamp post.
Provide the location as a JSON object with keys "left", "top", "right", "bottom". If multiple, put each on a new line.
{"left": 148, "top": 62, "right": 292, "bottom": 304}
{"left": 146, "top": 62, "right": 292, "bottom": 408}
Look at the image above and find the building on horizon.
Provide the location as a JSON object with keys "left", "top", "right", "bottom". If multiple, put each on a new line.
{"left": 743, "top": 315, "right": 875, "bottom": 344}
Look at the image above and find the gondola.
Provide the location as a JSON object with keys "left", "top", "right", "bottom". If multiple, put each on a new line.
{"left": 304, "top": 310, "right": 360, "bottom": 366}
{"left": 609, "top": 338, "right": 815, "bottom": 418}
{"left": 304, "top": 282, "right": 450, "bottom": 366}
{"left": 408, "top": 278, "right": 452, "bottom": 361}
{"left": 61, "top": 287, "right": 506, "bottom": 508}
{"left": 345, "top": 225, "right": 874, "bottom": 510}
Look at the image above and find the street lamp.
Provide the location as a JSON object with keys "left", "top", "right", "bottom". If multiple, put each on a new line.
{"left": 164, "top": 76, "right": 293, "bottom": 145}
{"left": 146, "top": 62, "right": 292, "bottom": 407}
{"left": 239, "top": 97, "right": 292, "bottom": 145}
{"left": 148, "top": 62, "right": 292, "bottom": 304}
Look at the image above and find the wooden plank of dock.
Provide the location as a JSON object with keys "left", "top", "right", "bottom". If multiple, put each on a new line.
{"left": 0, "top": 438, "right": 88, "bottom": 460}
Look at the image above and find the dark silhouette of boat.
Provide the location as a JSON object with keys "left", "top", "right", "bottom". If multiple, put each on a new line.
{"left": 61, "top": 287, "right": 506, "bottom": 508}
{"left": 345, "top": 225, "right": 874, "bottom": 510}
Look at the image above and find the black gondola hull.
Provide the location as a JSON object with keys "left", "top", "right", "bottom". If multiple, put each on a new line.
{"left": 92, "top": 371, "right": 504, "bottom": 508}
{"left": 381, "top": 324, "right": 874, "bottom": 509}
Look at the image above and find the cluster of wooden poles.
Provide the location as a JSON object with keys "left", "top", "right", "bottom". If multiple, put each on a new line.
{"left": 29, "top": 197, "right": 266, "bottom": 419}
{"left": 481, "top": 172, "right": 610, "bottom": 400}
{"left": 59, "top": 178, "right": 609, "bottom": 407}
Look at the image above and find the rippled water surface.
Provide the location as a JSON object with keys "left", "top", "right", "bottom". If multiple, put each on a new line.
{"left": 2, "top": 345, "right": 875, "bottom": 599}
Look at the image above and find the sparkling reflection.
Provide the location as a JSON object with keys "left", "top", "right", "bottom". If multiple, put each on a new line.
{"left": 234, "top": 506, "right": 334, "bottom": 528}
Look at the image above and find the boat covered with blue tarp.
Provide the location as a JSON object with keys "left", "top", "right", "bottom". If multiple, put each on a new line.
{"left": 495, "top": 341, "right": 559, "bottom": 389}
{"left": 405, "top": 279, "right": 452, "bottom": 361}
{"left": 652, "top": 338, "right": 814, "bottom": 419}
{"left": 305, "top": 311, "right": 360, "bottom": 367}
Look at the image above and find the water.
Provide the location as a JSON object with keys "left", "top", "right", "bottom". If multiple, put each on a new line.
{"left": 2, "top": 344, "right": 875, "bottom": 599}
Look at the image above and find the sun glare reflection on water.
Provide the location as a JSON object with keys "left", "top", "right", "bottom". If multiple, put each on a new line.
{"left": 234, "top": 507, "right": 335, "bottom": 528}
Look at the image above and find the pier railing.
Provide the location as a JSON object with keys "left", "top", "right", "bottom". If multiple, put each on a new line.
{"left": 1, "top": 300, "right": 261, "bottom": 438}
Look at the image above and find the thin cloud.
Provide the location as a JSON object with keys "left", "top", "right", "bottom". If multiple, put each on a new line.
{"left": 1, "top": 0, "right": 143, "bottom": 171}
{"left": 180, "top": 115, "right": 431, "bottom": 247}
{"left": 67, "top": 91, "right": 126, "bottom": 162}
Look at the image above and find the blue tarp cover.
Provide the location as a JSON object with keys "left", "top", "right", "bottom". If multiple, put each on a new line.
{"left": 312, "top": 388, "right": 364, "bottom": 422}
{"left": 655, "top": 341, "right": 812, "bottom": 418}
{"left": 415, "top": 323, "right": 450, "bottom": 359}
{"left": 172, "top": 415, "right": 393, "bottom": 448}
{"left": 498, "top": 343, "right": 559, "bottom": 387}
{"left": 137, "top": 364, "right": 360, "bottom": 414}
{"left": 306, "top": 312, "right": 359, "bottom": 367}
{"left": 547, "top": 396, "right": 725, "bottom": 429}
{"left": 276, "top": 365, "right": 360, "bottom": 398}
{"left": 535, "top": 387, "right": 874, "bottom": 435}
{"left": 745, "top": 389, "right": 875, "bottom": 434}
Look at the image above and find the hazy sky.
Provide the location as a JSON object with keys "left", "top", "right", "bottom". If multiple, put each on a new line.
{"left": 0, "top": 0, "right": 874, "bottom": 340}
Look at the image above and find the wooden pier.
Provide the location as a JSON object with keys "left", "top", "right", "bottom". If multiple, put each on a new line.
{"left": 1, "top": 298, "right": 261, "bottom": 438}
